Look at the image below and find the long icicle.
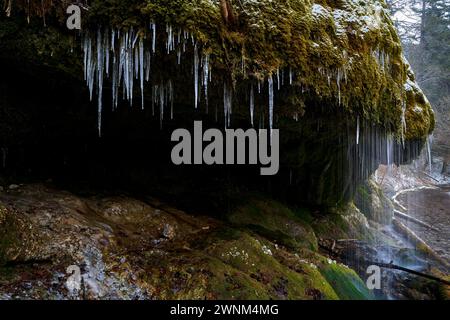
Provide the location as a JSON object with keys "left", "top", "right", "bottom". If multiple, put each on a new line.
{"left": 194, "top": 43, "right": 199, "bottom": 109}
{"left": 97, "top": 28, "right": 104, "bottom": 137}
{"left": 268, "top": 75, "right": 274, "bottom": 142}
{"left": 250, "top": 83, "right": 254, "bottom": 127}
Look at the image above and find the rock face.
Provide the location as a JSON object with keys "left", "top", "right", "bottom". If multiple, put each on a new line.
{"left": 1, "top": 0, "right": 434, "bottom": 137}
{"left": 0, "top": 184, "right": 375, "bottom": 300}
{"left": 355, "top": 177, "right": 394, "bottom": 225}
{"left": 0, "top": 0, "right": 434, "bottom": 207}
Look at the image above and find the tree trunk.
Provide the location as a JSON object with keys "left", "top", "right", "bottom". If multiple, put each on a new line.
{"left": 219, "top": 0, "right": 236, "bottom": 26}
{"left": 419, "top": 0, "right": 427, "bottom": 47}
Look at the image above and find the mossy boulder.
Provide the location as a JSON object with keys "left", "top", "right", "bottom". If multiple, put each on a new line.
{"left": 355, "top": 177, "right": 394, "bottom": 225}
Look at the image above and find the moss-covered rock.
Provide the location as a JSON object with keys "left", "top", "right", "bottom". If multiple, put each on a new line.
{"left": 319, "top": 261, "right": 375, "bottom": 300}
{"left": 228, "top": 199, "right": 318, "bottom": 251}
{"left": 0, "top": 184, "right": 378, "bottom": 300}
{"left": 355, "top": 177, "right": 394, "bottom": 225}
{"left": 2, "top": 0, "right": 434, "bottom": 140}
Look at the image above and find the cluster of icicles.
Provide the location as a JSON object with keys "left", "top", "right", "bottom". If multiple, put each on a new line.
{"left": 83, "top": 24, "right": 183, "bottom": 135}
{"left": 82, "top": 24, "right": 299, "bottom": 137}
{"left": 81, "top": 23, "right": 402, "bottom": 146}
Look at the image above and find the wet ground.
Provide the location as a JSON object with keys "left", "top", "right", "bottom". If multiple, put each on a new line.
{"left": 398, "top": 185, "right": 450, "bottom": 264}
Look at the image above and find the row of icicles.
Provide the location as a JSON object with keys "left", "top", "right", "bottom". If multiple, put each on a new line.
{"left": 82, "top": 25, "right": 286, "bottom": 137}
{"left": 81, "top": 24, "right": 398, "bottom": 142}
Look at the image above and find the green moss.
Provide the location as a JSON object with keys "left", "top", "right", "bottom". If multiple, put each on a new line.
{"left": 228, "top": 199, "right": 318, "bottom": 251}
{"left": 205, "top": 230, "right": 338, "bottom": 299}
{"left": 320, "top": 262, "right": 375, "bottom": 300}
{"left": 5, "top": 0, "right": 434, "bottom": 140}
{"left": 0, "top": 204, "right": 18, "bottom": 266}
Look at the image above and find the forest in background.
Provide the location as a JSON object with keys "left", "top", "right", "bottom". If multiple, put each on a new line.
{"left": 388, "top": 0, "right": 450, "bottom": 168}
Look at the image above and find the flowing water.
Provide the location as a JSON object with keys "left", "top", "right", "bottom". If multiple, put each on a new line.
{"left": 397, "top": 185, "right": 450, "bottom": 263}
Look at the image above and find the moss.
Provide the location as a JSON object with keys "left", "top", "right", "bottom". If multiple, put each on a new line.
{"left": 319, "top": 262, "right": 375, "bottom": 300}
{"left": 204, "top": 230, "right": 338, "bottom": 299}
{"left": 312, "top": 203, "right": 374, "bottom": 241}
{"left": 4, "top": 0, "right": 435, "bottom": 140}
{"left": 228, "top": 199, "right": 318, "bottom": 251}
{"left": 0, "top": 204, "right": 19, "bottom": 266}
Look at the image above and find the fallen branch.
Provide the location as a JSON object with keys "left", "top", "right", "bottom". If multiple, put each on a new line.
{"left": 423, "top": 172, "right": 440, "bottom": 182}
{"left": 319, "top": 241, "right": 450, "bottom": 287}
{"left": 392, "top": 218, "right": 449, "bottom": 267}
{"left": 393, "top": 210, "right": 439, "bottom": 232}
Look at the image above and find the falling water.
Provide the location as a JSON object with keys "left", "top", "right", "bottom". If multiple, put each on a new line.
{"left": 223, "top": 82, "right": 232, "bottom": 128}
{"left": 426, "top": 135, "right": 433, "bottom": 174}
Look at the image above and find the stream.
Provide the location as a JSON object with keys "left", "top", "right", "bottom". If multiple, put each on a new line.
{"left": 397, "top": 185, "right": 450, "bottom": 264}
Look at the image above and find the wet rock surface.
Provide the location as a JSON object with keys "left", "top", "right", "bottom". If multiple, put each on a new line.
{"left": 0, "top": 184, "right": 375, "bottom": 300}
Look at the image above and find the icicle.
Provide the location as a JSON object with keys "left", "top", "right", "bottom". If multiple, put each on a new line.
{"left": 83, "top": 34, "right": 89, "bottom": 81}
{"left": 134, "top": 43, "right": 139, "bottom": 79}
{"left": 145, "top": 50, "right": 151, "bottom": 82}
{"left": 166, "top": 24, "right": 173, "bottom": 54}
{"left": 111, "top": 29, "right": 116, "bottom": 52}
{"left": 105, "top": 28, "right": 110, "bottom": 76}
{"left": 139, "top": 36, "right": 145, "bottom": 109}
{"left": 151, "top": 22, "right": 156, "bottom": 53}
{"left": 250, "top": 84, "right": 254, "bottom": 127}
{"left": 356, "top": 116, "right": 360, "bottom": 145}
{"left": 202, "top": 54, "right": 210, "bottom": 111}
{"left": 86, "top": 35, "right": 96, "bottom": 102}
{"left": 268, "top": 75, "right": 274, "bottom": 141}
{"left": 194, "top": 43, "right": 199, "bottom": 109}
{"left": 276, "top": 68, "right": 281, "bottom": 90}
{"left": 97, "top": 28, "right": 104, "bottom": 137}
